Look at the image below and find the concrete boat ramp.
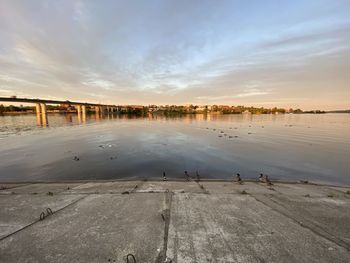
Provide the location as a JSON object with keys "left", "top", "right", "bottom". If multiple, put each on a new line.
{"left": 0, "top": 180, "right": 349, "bottom": 263}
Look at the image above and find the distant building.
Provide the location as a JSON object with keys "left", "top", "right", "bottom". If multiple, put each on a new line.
{"left": 129, "top": 105, "right": 144, "bottom": 109}
{"left": 195, "top": 106, "right": 207, "bottom": 112}
{"left": 59, "top": 103, "right": 76, "bottom": 112}
{"left": 218, "top": 105, "right": 230, "bottom": 110}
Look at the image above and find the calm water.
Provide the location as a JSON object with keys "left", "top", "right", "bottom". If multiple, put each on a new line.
{"left": 0, "top": 113, "right": 349, "bottom": 185}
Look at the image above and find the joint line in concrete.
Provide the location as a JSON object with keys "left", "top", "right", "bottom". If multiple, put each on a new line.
{"left": 0, "top": 195, "right": 87, "bottom": 242}
{"left": 157, "top": 191, "right": 173, "bottom": 263}
{"left": 251, "top": 194, "right": 350, "bottom": 251}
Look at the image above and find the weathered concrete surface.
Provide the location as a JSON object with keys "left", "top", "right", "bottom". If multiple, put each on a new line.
{"left": 167, "top": 193, "right": 349, "bottom": 263}
{"left": 63, "top": 181, "right": 142, "bottom": 194}
{"left": 273, "top": 183, "right": 349, "bottom": 198}
{"left": 328, "top": 186, "right": 350, "bottom": 195}
{"left": 256, "top": 191, "right": 350, "bottom": 248}
{"left": 201, "top": 181, "right": 284, "bottom": 194}
{"left": 0, "top": 183, "right": 81, "bottom": 195}
{"left": 0, "top": 193, "right": 165, "bottom": 263}
{"left": 0, "top": 193, "right": 84, "bottom": 239}
{"left": 136, "top": 181, "right": 205, "bottom": 193}
{"left": 0, "top": 181, "right": 349, "bottom": 262}
{"left": 0, "top": 183, "right": 28, "bottom": 191}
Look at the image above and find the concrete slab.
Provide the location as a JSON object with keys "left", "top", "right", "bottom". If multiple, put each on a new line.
{"left": 0, "top": 194, "right": 85, "bottom": 240}
{"left": 0, "top": 183, "right": 83, "bottom": 195}
{"left": 200, "top": 181, "right": 347, "bottom": 197}
{"left": 328, "top": 186, "right": 350, "bottom": 196}
{"left": 1, "top": 181, "right": 349, "bottom": 262}
{"left": 63, "top": 181, "right": 142, "bottom": 194}
{"left": 273, "top": 183, "right": 348, "bottom": 198}
{"left": 201, "top": 181, "right": 283, "bottom": 195}
{"left": 0, "top": 183, "right": 28, "bottom": 191}
{"left": 198, "top": 181, "right": 237, "bottom": 194}
{"left": 167, "top": 193, "right": 350, "bottom": 263}
{"left": 0, "top": 193, "right": 166, "bottom": 263}
{"left": 263, "top": 192, "right": 350, "bottom": 247}
{"left": 136, "top": 181, "right": 204, "bottom": 193}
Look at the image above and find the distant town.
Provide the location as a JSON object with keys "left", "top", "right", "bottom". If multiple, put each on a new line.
{"left": 0, "top": 103, "right": 345, "bottom": 115}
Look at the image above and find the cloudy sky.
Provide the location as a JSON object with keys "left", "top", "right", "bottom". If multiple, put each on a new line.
{"left": 0, "top": 0, "right": 349, "bottom": 110}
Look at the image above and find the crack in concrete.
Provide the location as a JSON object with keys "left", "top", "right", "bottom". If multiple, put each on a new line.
{"left": 251, "top": 194, "right": 350, "bottom": 252}
{"left": 156, "top": 190, "right": 173, "bottom": 263}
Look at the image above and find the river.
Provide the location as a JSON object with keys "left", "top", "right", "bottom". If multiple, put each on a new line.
{"left": 0, "top": 113, "right": 349, "bottom": 185}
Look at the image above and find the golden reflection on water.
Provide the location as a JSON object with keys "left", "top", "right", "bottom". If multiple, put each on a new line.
{"left": 0, "top": 113, "right": 350, "bottom": 184}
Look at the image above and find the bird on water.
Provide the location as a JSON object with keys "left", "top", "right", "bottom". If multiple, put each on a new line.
{"left": 185, "top": 171, "right": 190, "bottom": 181}
{"left": 196, "top": 170, "right": 200, "bottom": 181}
{"left": 235, "top": 173, "right": 243, "bottom": 184}
{"left": 259, "top": 173, "right": 273, "bottom": 185}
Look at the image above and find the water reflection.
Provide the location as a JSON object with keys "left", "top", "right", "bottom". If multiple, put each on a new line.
{"left": 65, "top": 114, "right": 73, "bottom": 123}
{"left": 0, "top": 113, "right": 350, "bottom": 185}
{"left": 1, "top": 113, "right": 350, "bottom": 136}
{"left": 36, "top": 109, "right": 49, "bottom": 127}
{"left": 36, "top": 112, "right": 42, "bottom": 126}
{"left": 42, "top": 113, "right": 48, "bottom": 127}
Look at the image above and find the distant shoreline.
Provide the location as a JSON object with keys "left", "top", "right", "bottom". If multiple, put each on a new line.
{"left": 1, "top": 111, "right": 349, "bottom": 115}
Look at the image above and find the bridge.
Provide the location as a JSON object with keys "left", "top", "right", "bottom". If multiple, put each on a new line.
{"left": 0, "top": 96, "right": 120, "bottom": 126}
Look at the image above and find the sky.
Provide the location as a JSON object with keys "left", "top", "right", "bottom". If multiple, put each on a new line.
{"left": 0, "top": 0, "right": 350, "bottom": 110}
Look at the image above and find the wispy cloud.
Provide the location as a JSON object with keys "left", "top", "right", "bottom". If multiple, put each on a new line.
{"left": 196, "top": 88, "right": 270, "bottom": 102}
{"left": 0, "top": 0, "right": 349, "bottom": 109}
{"left": 237, "top": 90, "right": 269, "bottom": 98}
